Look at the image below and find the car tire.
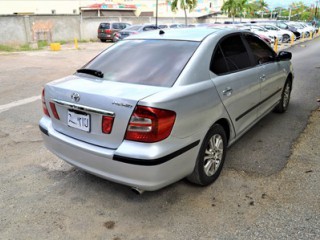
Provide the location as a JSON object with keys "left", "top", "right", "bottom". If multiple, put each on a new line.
{"left": 274, "top": 79, "right": 292, "bottom": 113}
{"left": 100, "top": 39, "right": 106, "bottom": 42}
{"left": 187, "top": 124, "right": 227, "bottom": 186}
{"left": 283, "top": 34, "right": 290, "bottom": 43}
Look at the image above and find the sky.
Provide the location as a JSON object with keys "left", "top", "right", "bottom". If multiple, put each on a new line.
{"left": 265, "top": 0, "right": 318, "bottom": 9}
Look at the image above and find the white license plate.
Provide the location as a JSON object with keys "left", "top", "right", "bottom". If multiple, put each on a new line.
{"left": 67, "top": 111, "right": 90, "bottom": 132}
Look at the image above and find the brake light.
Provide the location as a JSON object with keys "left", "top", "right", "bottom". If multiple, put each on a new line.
{"left": 49, "top": 102, "right": 60, "bottom": 120}
{"left": 125, "top": 106, "right": 176, "bottom": 143}
{"left": 102, "top": 116, "right": 114, "bottom": 134}
{"left": 105, "top": 29, "right": 111, "bottom": 34}
{"left": 42, "top": 88, "right": 50, "bottom": 117}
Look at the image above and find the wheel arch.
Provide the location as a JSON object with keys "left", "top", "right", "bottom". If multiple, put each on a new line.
{"left": 287, "top": 72, "right": 293, "bottom": 89}
{"left": 213, "top": 118, "right": 231, "bottom": 143}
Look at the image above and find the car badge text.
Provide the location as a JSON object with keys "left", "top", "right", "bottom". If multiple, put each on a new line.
{"left": 112, "top": 101, "right": 133, "bottom": 108}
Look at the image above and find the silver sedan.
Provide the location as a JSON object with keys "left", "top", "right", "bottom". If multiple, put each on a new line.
{"left": 39, "top": 28, "right": 293, "bottom": 192}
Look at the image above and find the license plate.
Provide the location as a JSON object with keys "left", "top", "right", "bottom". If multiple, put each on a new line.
{"left": 67, "top": 111, "right": 90, "bottom": 132}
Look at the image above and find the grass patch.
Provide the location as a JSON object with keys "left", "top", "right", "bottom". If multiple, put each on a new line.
{"left": 19, "top": 44, "right": 33, "bottom": 51}
{"left": 57, "top": 40, "right": 67, "bottom": 45}
{"left": 0, "top": 44, "right": 16, "bottom": 52}
{"left": 38, "top": 40, "right": 48, "bottom": 48}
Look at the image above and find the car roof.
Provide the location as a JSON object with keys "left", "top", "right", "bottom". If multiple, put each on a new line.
{"left": 126, "top": 28, "right": 235, "bottom": 41}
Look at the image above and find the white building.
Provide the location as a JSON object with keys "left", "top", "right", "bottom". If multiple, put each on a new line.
{"left": 0, "top": 0, "right": 224, "bottom": 17}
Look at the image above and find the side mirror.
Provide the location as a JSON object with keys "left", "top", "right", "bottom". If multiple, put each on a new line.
{"left": 277, "top": 51, "right": 292, "bottom": 61}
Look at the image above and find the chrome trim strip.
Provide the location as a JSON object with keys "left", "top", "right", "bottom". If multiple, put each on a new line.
{"left": 52, "top": 99, "right": 115, "bottom": 117}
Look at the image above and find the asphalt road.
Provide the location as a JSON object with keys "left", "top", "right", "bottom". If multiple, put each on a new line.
{"left": 0, "top": 39, "right": 319, "bottom": 239}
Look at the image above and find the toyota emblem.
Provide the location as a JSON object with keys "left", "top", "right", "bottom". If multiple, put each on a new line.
{"left": 71, "top": 93, "right": 80, "bottom": 102}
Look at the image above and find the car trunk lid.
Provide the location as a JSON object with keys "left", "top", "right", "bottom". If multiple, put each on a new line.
{"left": 45, "top": 75, "right": 166, "bottom": 149}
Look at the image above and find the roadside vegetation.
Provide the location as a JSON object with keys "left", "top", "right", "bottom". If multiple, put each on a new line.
{"left": 221, "top": 0, "right": 319, "bottom": 22}
{"left": 0, "top": 40, "right": 90, "bottom": 52}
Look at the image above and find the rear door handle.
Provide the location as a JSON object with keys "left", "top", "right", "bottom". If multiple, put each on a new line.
{"left": 222, "top": 87, "right": 233, "bottom": 96}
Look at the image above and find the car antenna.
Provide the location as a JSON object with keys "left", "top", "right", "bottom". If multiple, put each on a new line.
{"left": 159, "top": 30, "right": 165, "bottom": 35}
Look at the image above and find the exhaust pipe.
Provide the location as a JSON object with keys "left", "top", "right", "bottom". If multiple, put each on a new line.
{"left": 131, "top": 187, "right": 144, "bottom": 195}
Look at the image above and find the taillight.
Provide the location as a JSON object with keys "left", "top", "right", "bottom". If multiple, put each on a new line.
{"left": 42, "top": 88, "right": 50, "bottom": 117}
{"left": 125, "top": 106, "right": 176, "bottom": 143}
{"left": 105, "top": 29, "right": 111, "bottom": 34}
{"left": 49, "top": 102, "right": 60, "bottom": 120}
{"left": 102, "top": 116, "right": 114, "bottom": 134}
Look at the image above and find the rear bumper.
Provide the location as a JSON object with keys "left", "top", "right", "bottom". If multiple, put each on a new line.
{"left": 39, "top": 117, "right": 200, "bottom": 191}
{"left": 97, "top": 33, "right": 112, "bottom": 40}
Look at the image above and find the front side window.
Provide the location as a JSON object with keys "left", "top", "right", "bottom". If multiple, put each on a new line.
{"left": 245, "top": 34, "right": 276, "bottom": 65}
{"left": 219, "top": 35, "right": 251, "bottom": 72}
{"left": 81, "top": 40, "right": 200, "bottom": 87}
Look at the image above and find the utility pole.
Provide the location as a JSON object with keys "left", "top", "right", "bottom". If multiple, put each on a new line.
{"left": 155, "top": 0, "right": 158, "bottom": 27}
{"left": 289, "top": 7, "right": 292, "bottom": 20}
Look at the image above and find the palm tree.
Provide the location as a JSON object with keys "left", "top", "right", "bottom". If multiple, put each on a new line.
{"left": 171, "top": 0, "right": 197, "bottom": 26}
{"left": 237, "top": 0, "right": 252, "bottom": 22}
{"left": 221, "top": 0, "right": 238, "bottom": 23}
{"left": 256, "top": 0, "right": 268, "bottom": 18}
{"left": 221, "top": 0, "right": 251, "bottom": 23}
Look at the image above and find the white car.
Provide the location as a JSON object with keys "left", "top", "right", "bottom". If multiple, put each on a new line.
{"left": 241, "top": 25, "right": 281, "bottom": 44}
{"left": 257, "top": 24, "right": 295, "bottom": 43}
{"left": 287, "top": 22, "right": 311, "bottom": 38}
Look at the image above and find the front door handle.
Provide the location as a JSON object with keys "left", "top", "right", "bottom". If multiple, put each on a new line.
{"left": 260, "top": 74, "right": 266, "bottom": 81}
{"left": 222, "top": 87, "right": 233, "bottom": 96}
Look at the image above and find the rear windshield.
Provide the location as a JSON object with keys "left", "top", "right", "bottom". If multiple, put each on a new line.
{"left": 81, "top": 40, "right": 200, "bottom": 87}
{"left": 99, "top": 23, "right": 110, "bottom": 29}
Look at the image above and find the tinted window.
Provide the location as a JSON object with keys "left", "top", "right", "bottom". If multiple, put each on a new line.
{"left": 119, "top": 23, "right": 127, "bottom": 29}
{"left": 112, "top": 23, "right": 120, "bottom": 29}
{"left": 211, "top": 47, "right": 228, "bottom": 75}
{"left": 81, "top": 40, "right": 200, "bottom": 87}
{"left": 245, "top": 34, "right": 276, "bottom": 65}
{"left": 219, "top": 35, "right": 251, "bottom": 72}
{"left": 143, "top": 26, "right": 158, "bottom": 31}
{"left": 99, "top": 23, "right": 110, "bottom": 29}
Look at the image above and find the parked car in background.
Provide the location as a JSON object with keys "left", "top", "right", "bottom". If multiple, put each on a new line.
{"left": 255, "top": 23, "right": 295, "bottom": 43}
{"left": 158, "top": 24, "right": 170, "bottom": 29}
{"left": 286, "top": 22, "right": 311, "bottom": 38}
{"left": 113, "top": 24, "right": 159, "bottom": 41}
{"left": 170, "top": 24, "right": 187, "bottom": 28}
{"left": 40, "top": 28, "right": 293, "bottom": 192}
{"left": 240, "top": 25, "right": 280, "bottom": 44}
{"left": 97, "top": 22, "right": 131, "bottom": 42}
{"left": 273, "top": 21, "right": 301, "bottom": 39}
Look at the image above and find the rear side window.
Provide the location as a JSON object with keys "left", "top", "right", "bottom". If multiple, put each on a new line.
{"left": 119, "top": 23, "right": 127, "bottom": 29}
{"left": 143, "top": 26, "right": 158, "bottom": 31}
{"left": 210, "top": 47, "right": 228, "bottom": 75}
{"left": 219, "top": 35, "right": 251, "bottom": 72}
{"left": 112, "top": 23, "right": 120, "bottom": 29}
{"left": 245, "top": 34, "right": 276, "bottom": 65}
{"left": 82, "top": 40, "right": 200, "bottom": 87}
{"left": 99, "top": 23, "right": 110, "bottom": 29}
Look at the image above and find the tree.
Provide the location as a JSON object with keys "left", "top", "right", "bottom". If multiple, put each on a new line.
{"left": 221, "top": 0, "right": 238, "bottom": 23}
{"left": 221, "top": 0, "right": 252, "bottom": 23}
{"left": 237, "top": 0, "right": 252, "bottom": 21}
{"left": 171, "top": 0, "right": 197, "bottom": 26}
{"left": 256, "top": 0, "right": 268, "bottom": 18}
